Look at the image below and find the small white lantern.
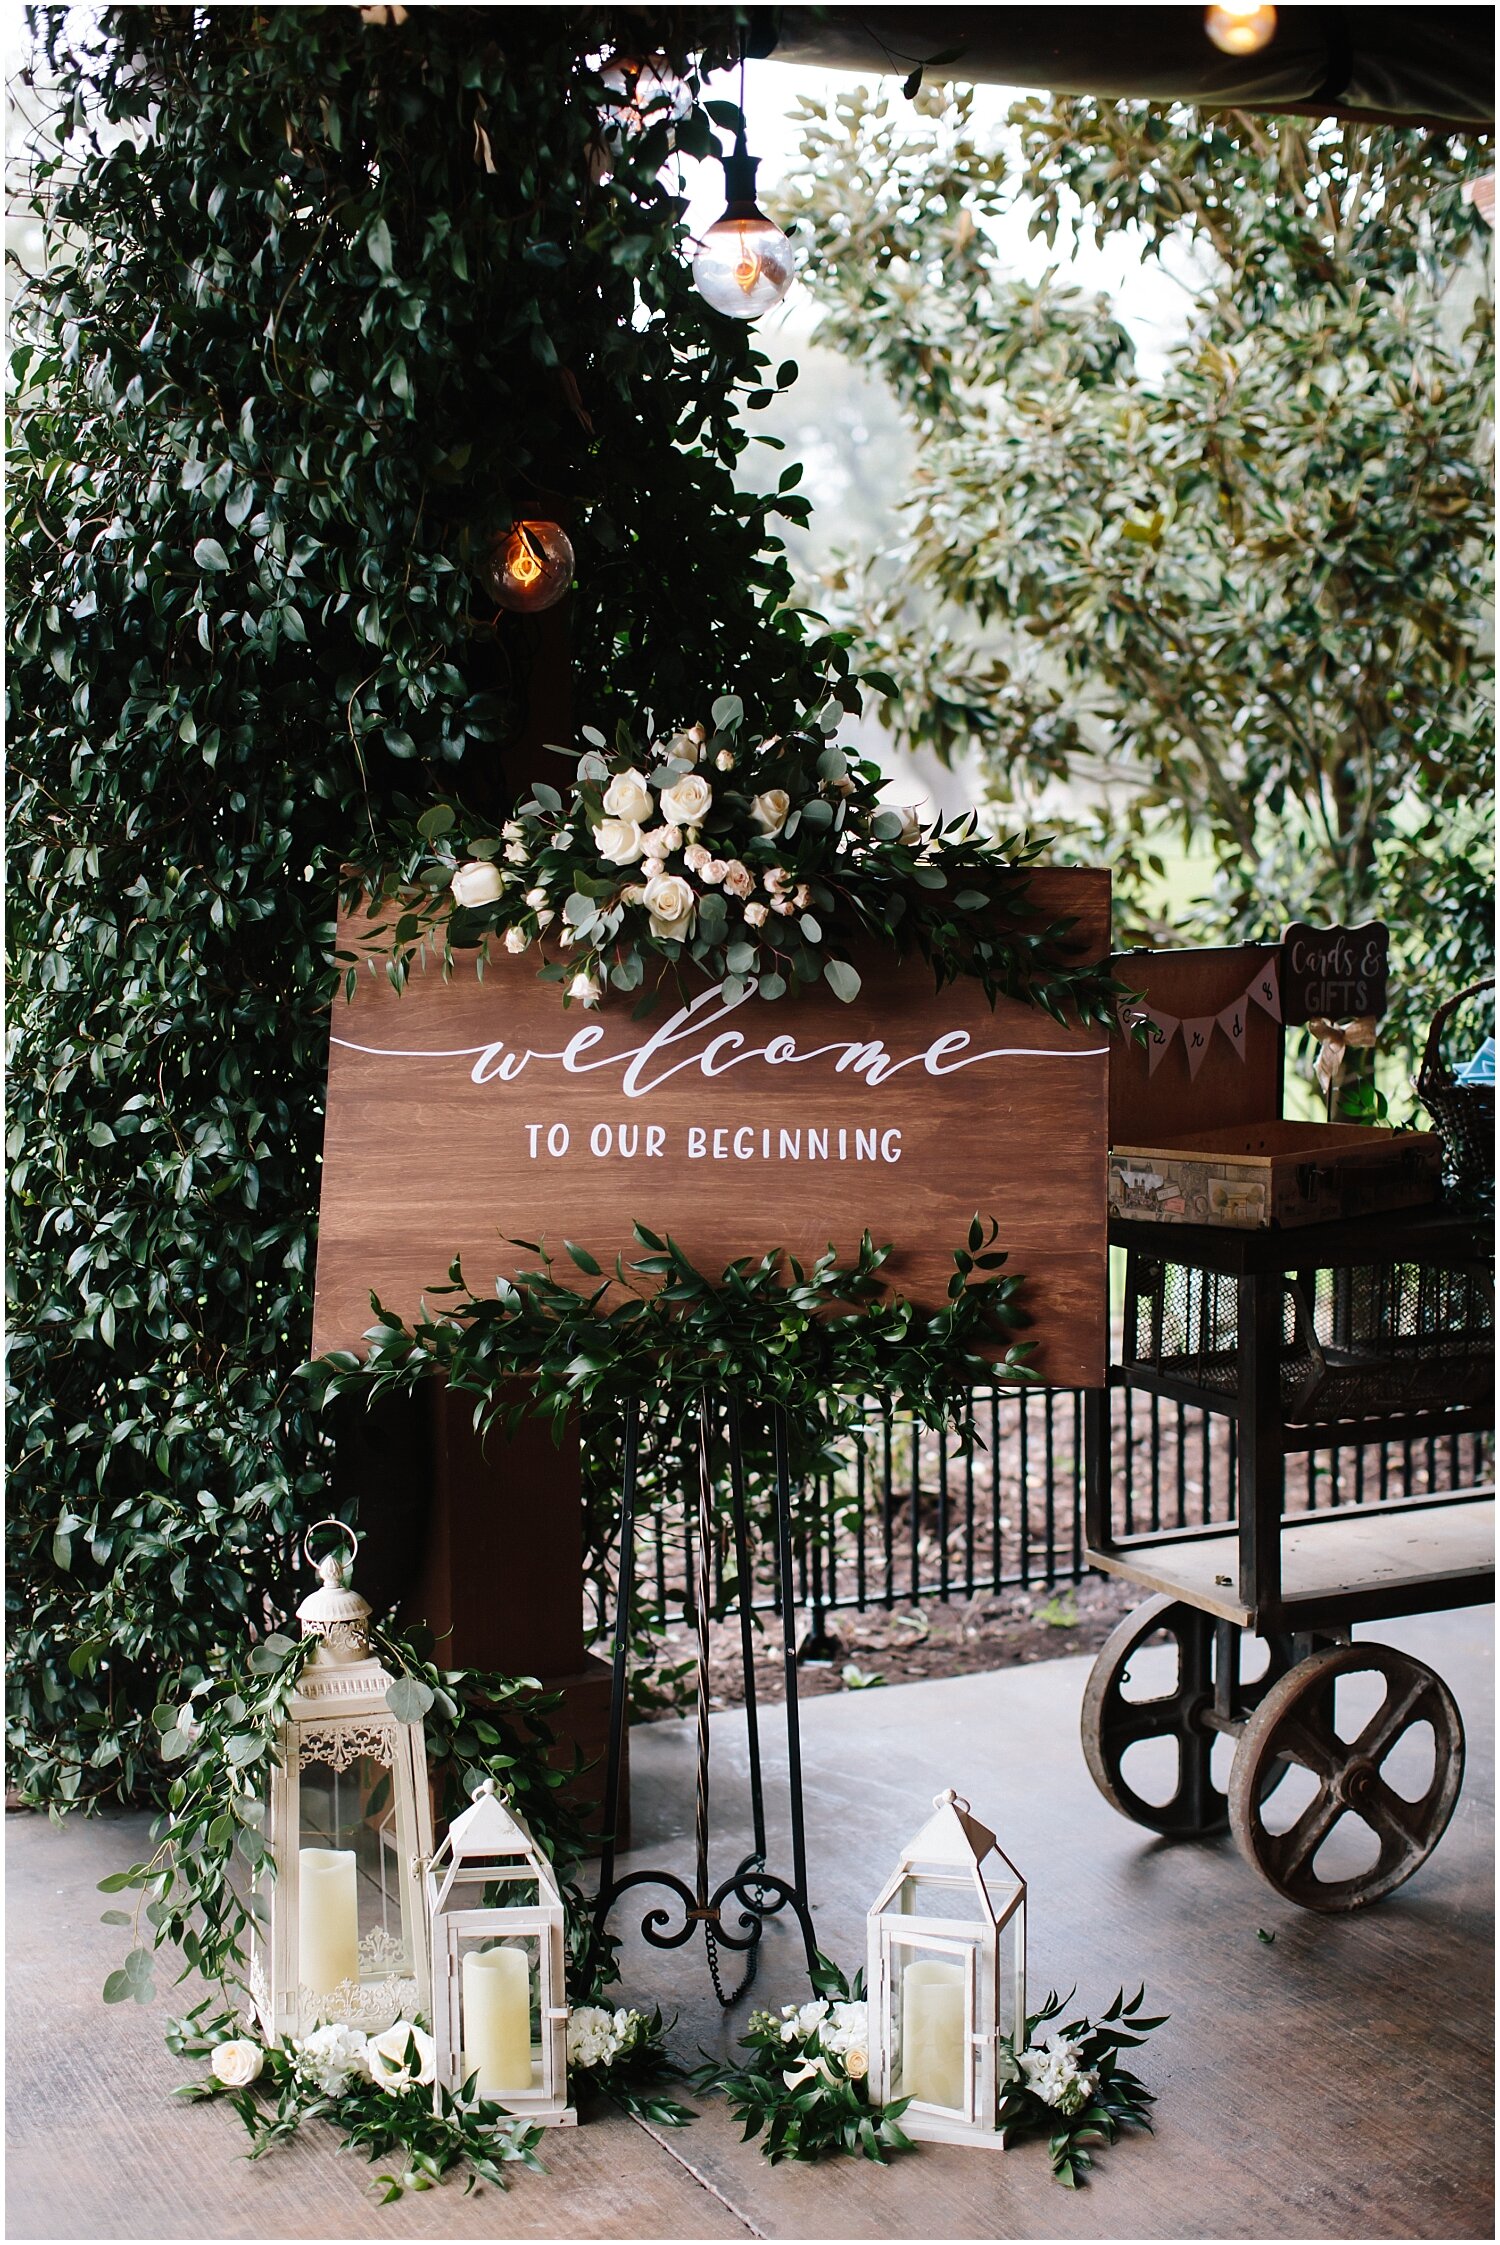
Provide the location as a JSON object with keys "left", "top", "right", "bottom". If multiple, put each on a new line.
{"left": 867, "top": 1789, "right": 1026, "bottom": 2150}
{"left": 426, "top": 1779, "right": 576, "bottom": 2128}
{"left": 249, "top": 1523, "right": 434, "bottom": 2042}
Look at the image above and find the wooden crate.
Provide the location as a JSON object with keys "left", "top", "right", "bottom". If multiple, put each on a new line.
{"left": 1109, "top": 1120, "right": 1442, "bottom": 1229}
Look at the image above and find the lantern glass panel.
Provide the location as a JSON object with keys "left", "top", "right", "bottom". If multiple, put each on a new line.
{"left": 296, "top": 1748, "right": 414, "bottom": 2008}
{"left": 451, "top": 1930, "right": 544, "bottom": 2099}
{"left": 889, "top": 1935, "right": 978, "bottom": 2119}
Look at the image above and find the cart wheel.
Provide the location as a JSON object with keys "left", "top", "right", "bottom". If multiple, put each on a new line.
{"left": 1081, "top": 1595, "right": 1230, "bottom": 1836}
{"left": 1229, "top": 1642, "right": 1464, "bottom": 1912}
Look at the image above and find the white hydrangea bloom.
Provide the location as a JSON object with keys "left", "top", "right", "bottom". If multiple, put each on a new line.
{"left": 294, "top": 2021, "right": 370, "bottom": 2096}
{"left": 567, "top": 2004, "right": 646, "bottom": 2073}
{"left": 819, "top": 2000, "right": 868, "bottom": 2058}
{"left": 1019, "top": 2034, "right": 1099, "bottom": 2117}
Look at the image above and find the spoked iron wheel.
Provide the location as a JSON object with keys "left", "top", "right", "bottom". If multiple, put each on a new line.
{"left": 1081, "top": 1595, "right": 1230, "bottom": 1835}
{"left": 1228, "top": 1642, "right": 1464, "bottom": 1912}
{"left": 1081, "top": 1595, "right": 1303, "bottom": 1837}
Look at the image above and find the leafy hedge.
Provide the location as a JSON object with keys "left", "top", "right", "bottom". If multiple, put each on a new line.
{"left": 7, "top": 4, "right": 844, "bottom": 1806}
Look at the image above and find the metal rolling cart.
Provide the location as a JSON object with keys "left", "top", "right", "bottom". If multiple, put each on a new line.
{"left": 1079, "top": 943, "right": 1495, "bottom": 1912}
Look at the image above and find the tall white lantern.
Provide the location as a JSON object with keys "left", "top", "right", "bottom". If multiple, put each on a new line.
{"left": 867, "top": 1789, "right": 1026, "bottom": 2149}
{"left": 426, "top": 1779, "right": 576, "bottom": 2128}
{"left": 249, "top": 1523, "right": 434, "bottom": 2042}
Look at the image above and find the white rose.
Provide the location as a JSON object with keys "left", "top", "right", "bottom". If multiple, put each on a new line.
{"left": 721, "top": 860, "right": 753, "bottom": 898}
{"left": 764, "top": 866, "right": 791, "bottom": 893}
{"left": 793, "top": 884, "right": 812, "bottom": 909}
{"left": 641, "top": 856, "right": 665, "bottom": 881}
{"left": 771, "top": 896, "right": 795, "bottom": 916}
{"left": 844, "top": 2048, "right": 868, "bottom": 2080}
{"left": 750, "top": 788, "right": 790, "bottom": 835}
{"left": 568, "top": 970, "right": 602, "bottom": 1008}
{"left": 367, "top": 2020, "right": 436, "bottom": 2092}
{"left": 501, "top": 820, "right": 524, "bottom": 841}
{"left": 210, "top": 2038, "right": 264, "bottom": 2088}
{"left": 503, "top": 841, "right": 529, "bottom": 865}
{"left": 602, "top": 768, "right": 653, "bottom": 824}
{"left": 893, "top": 804, "right": 924, "bottom": 847}
{"left": 534, "top": 906, "right": 555, "bottom": 928}
{"left": 641, "top": 823, "right": 682, "bottom": 858}
{"left": 503, "top": 926, "right": 529, "bottom": 953}
{"left": 666, "top": 723, "right": 706, "bottom": 762}
{"left": 524, "top": 887, "right": 549, "bottom": 908}
{"left": 643, "top": 872, "right": 695, "bottom": 939}
{"left": 743, "top": 901, "right": 768, "bottom": 929}
{"left": 658, "top": 773, "right": 712, "bottom": 827}
{"left": 683, "top": 843, "right": 713, "bottom": 875}
{"left": 596, "top": 817, "right": 645, "bottom": 866}
{"left": 450, "top": 859, "right": 505, "bottom": 908}
{"left": 620, "top": 883, "right": 647, "bottom": 906}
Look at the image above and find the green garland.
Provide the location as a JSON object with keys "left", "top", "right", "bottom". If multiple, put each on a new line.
{"left": 345, "top": 700, "right": 1121, "bottom": 1026}
{"left": 997, "top": 1986, "right": 1166, "bottom": 2187}
{"left": 310, "top": 1220, "right": 1036, "bottom": 1452}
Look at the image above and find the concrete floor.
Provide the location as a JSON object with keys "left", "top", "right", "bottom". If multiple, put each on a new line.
{"left": 7, "top": 1607, "right": 1493, "bottom": 2242}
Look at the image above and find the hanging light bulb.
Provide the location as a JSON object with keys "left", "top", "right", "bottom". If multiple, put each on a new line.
{"left": 599, "top": 51, "right": 692, "bottom": 130}
{"left": 692, "top": 136, "right": 795, "bottom": 320}
{"left": 480, "top": 521, "right": 574, "bottom": 614}
{"left": 1204, "top": 4, "right": 1277, "bottom": 56}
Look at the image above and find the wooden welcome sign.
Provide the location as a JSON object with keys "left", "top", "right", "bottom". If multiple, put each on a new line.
{"left": 313, "top": 870, "right": 1110, "bottom": 1386}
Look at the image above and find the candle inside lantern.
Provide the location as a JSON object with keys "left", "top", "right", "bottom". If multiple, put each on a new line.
{"left": 900, "top": 1957, "right": 967, "bottom": 2109}
{"left": 462, "top": 1945, "right": 533, "bottom": 2095}
{"left": 299, "top": 1847, "right": 360, "bottom": 1996}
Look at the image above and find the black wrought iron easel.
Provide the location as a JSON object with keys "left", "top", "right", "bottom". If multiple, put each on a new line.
{"left": 588, "top": 1393, "right": 818, "bottom": 2007}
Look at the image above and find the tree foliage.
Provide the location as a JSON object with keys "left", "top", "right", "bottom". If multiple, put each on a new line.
{"left": 7, "top": 3, "right": 841, "bottom": 1808}
{"left": 781, "top": 88, "right": 1494, "bottom": 1074}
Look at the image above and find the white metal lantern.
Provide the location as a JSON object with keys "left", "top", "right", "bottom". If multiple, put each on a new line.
{"left": 867, "top": 1788, "right": 1026, "bottom": 2150}
{"left": 426, "top": 1779, "right": 576, "bottom": 2128}
{"left": 249, "top": 1522, "right": 434, "bottom": 2043}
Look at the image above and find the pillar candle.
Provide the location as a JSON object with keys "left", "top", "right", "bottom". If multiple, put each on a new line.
{"left": 299, "top": 1848, "right": 359, "bottom": 1996}
{"left": 900, "top": 1957, "right": 967, "bottom": 2110}
{"left": 462, "top": 1945, "right": 533, "bottom": 2095}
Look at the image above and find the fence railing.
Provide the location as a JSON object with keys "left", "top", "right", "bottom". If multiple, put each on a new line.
{"left": 605, "top": 1390, "right": 1493, "bottom": 1659}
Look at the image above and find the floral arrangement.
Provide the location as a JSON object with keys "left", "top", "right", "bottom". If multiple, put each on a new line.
{"left": 997, "top": 1987, "right": 1166, "bottom": 2187}
{"left": 566, "top": 2002, "right": 694, "bottom": 2125}
{"left": 693, "top": 1957, "right": 913, "bottom": 2166}
{"left": 170, "top": 2008, "right": 543, "bottom": 2201}
{"left": 343, "top": 696, "right": 1120, "bottom": 1027}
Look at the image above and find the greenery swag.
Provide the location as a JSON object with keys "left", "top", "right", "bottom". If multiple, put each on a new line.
{"left": 309, "top": 1221, "right": 1039, "bottom": 1450}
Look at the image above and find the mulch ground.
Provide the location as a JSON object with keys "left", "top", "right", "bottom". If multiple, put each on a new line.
{"left": 637, "top": 1573, "right": 1140, "bottom": 1716}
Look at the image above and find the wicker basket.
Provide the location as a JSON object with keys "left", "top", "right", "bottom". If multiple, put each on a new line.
{"left": 1416, "top": 977, "right": 1495, "bottom": 1198}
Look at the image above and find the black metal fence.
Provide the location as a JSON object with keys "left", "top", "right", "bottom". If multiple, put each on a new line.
{"left": 605, "top": 1389, "right": 1492, "bottom": 1656}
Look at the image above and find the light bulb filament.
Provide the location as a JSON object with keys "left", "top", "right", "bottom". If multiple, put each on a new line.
{"left": 510, "top": 534, "right": 544, "bottom": 588}
{"left": 734, "top": 229, "right": 763, "bottom": 295}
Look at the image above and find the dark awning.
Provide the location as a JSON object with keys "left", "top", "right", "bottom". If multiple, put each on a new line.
{"left": 756, "top": 6, "right": 1495, "bottom": 131}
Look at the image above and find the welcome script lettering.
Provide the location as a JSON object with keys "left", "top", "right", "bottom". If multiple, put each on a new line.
{"left": 331, "top": 983, "right": 1108, "bottom": 1168}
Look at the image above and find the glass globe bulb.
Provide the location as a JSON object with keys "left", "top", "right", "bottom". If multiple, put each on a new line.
{"left": 480, "top": 521, "right": 574, "bottom": 614}
{"left": 1204, "top": 4, "right": 1277, "bottom": 56}
{"left": 600, "top": 51, "right": 692, "bottom": 128}
{"left": 693, "top": 213, "right": 796, "bottom": 320}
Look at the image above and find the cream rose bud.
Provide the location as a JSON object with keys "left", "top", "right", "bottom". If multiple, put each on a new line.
{"left": 501, "top": 819, "right": 524, "bottom": 841}
{"left": 210, "top": 2039, "right": 264, "bottom": 2088}
{"left": 666, "top": 726, "right": 705, "bottom": 764}
{"left": 367, "top": 2021, "right": 436, "bottom": 2092}
{"left": 642, "top": 856, "right": 666, "bottom": 881}
{"left": 524, "top": 887, "right": 549, "bottom": 908}
{"left": 450, "top": 859, "right": 505, "bottom": 909}
{"left": 535, "top": 907, "right": 556, "bottom": 928}
{"left": 793, "top": 884, "right": 812, "bottom": 909}
{"left": 658, "top": 772, "right": 712, "bottom": 827}
{"left": 602, "top": 767, "right": 653, "bottom": 825}
{"left": 595, "top": 816, "right": 646, "bottom": 866}
{"left": 704, "top": 859, "right": 729, "bottom": 884}
{"left": 503, "top": 841, "right": 529, "bottom": 864}
{"left": 620, "top": 882, "right": 647, "bottom": 906}
{"left": 743, "top": 900, "right": 769, "bottom": 928}
{"left": 503, "top": 926, "right": 529, "bottom": 953}
{"left": 568, "top": 970, "right": 602, "bottom": 1008}
{"left": 683, "top": 843, "right": 713, "bottom": 875}
{"left": 722, "top": 860, "right": 753, "bottom": 898}
{"left": 715, "top": 748, "right": 736, "bottom": 771}
{"left": 643, "top": 872, "right": 696, "bottom": 939}
{"left": 750, "top": 788, "right": 791, "bottom": 835}
{"left": 772, "top": 896, "right": 795, "bottom": 916}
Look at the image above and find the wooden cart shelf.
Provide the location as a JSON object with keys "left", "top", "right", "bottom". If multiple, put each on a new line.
{"left": 1087, "top": 1494, "right": 1495, "bottom": 1630}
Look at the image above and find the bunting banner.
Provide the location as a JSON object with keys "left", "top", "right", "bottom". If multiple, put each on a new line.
{"left": 1215, "top": 995, "right": 1250, "bottom": 1060}
{"left": 1247, "top": 956, "right": 1282, "bottom": 1021}
{"left": 1182, "top": 1015, "right": 1217, "bottom": 1079}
